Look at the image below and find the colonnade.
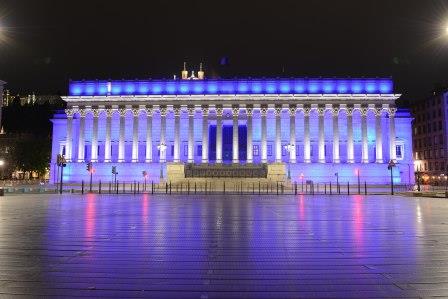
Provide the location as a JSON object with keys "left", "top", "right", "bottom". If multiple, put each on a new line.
{"left": 64, "top": 104, "right": 397, "bottom": 164}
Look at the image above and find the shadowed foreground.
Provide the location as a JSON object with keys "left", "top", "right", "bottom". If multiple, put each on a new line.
{"left": 0, "top": 194, "right": 447, "bottom": 298}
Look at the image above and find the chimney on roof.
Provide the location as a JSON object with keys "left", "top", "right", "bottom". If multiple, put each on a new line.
{"left": 198, "top": 63, "right": 205, "bottom": 80}
{"left": 181, "top": 62, "right": 188, "bottom": 80}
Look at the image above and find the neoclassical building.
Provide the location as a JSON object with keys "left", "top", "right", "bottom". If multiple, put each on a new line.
{"left": 51, "top": 74, "right": 414, "bottom": 184}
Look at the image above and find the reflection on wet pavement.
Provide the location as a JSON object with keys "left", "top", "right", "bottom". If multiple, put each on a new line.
{"left": 0, "top": 194, "right": 447, "bottom": 298}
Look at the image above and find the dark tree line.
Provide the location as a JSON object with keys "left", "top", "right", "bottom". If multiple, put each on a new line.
{"left": 1, "top": 96, "right": 65, "bottom": 178}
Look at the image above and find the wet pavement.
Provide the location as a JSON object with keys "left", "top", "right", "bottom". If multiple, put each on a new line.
{"left": 0, "top": 193, "right": 447, "bottom": 298}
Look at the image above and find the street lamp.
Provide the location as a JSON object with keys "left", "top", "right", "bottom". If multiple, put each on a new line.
{"left": 334, "top": 172, "right": 339, "bottom": 194}
{"left": 157, "top": 143, "right": 167, "bottom": 179}
{"left": 0, "top": 160, "right": 5, "bottom": 180}
{"left": 388, "top": 160, "right": 396, "bottom": 195}
{"left": 284, "top": 144, "right": 295, "bottom": 180}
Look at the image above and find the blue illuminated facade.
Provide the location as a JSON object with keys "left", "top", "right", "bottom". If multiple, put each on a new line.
{"left": 69, "top": 78, "right": 394, "bottom": 97}
{"left": 51, "top": 77, "right": 414, "bottom": 186}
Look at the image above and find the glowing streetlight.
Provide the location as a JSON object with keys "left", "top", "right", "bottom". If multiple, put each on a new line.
{"left": 0, "top": 160, "right": 4, "bottom": 166}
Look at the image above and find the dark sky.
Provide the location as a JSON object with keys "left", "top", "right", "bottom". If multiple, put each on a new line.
{"left": 0, "top": 0, "right": 448, "bottom": 100}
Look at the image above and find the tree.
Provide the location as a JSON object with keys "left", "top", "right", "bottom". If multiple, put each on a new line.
{"left": 11, "top": 138, "right": 51, "bottom": 178}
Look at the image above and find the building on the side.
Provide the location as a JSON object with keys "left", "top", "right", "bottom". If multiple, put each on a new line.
{"left": 50, "top": 70, "right": 414, "bottom": 185}
{"left": 411, "top": 88, "right": 448, "bottom": 184}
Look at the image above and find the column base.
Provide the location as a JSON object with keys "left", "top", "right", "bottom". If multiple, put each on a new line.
{"left": 318, "top": 159, "right": 326, "bottom": 163}
{"left": 247, "top": 159, "right": 253, "bottom": 164}
{"left": 216, "top": 159, "right": 223, "bottom": 164}
{"left": 376, "top": 159, "right": 384, "bottom": 163}
{"left": 132, "top": 159, "right": 138, "bottom": 162}
{"left": 304, "top": 159, "right": 311, "bottom": 163}
{"left": 188, "top": 159, "right": 194, "bottom": 163}
{"left": 333, "top": 159, "right": 340, "bottom": 164}
{"left": 362, "top": 159, "right": 369, "bottom": 164}
{"left": 261, "top": 159, "right": 267, "bottom": 164}
{"left": 77, "top": 159, "right": 85, "bottom": 163}
{"left": 347, "top": 159, "right": 355, "bottom": 163}
{"left": 104, "top": 159, "right": 111, "bottom": 163}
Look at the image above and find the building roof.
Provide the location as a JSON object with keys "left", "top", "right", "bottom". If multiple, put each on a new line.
{"left": 68, "top": 78, "right": 394, "bottom": 97}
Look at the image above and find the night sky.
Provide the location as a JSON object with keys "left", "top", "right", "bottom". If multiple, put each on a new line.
{"left": 0, "top": 0, "right": 447, "bottom": 101}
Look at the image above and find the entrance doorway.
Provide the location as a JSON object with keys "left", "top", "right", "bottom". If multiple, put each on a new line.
{"left": 209, "top": 125, "right": 247, "bottom": 163}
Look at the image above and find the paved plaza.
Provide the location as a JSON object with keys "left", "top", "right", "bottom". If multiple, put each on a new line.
{"left": 0, "top": 194, "right": 447, "bottom": 298}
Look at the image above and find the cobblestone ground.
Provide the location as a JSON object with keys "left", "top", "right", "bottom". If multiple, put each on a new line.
{"left": 0, "top": 194, "right": 447, "bottom": 298}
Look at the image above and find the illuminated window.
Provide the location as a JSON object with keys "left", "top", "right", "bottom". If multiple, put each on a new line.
{"left": 184, "top": 145, "right": 188, "bottom": 156}
{"left": 267, "top": 145, "right": 272, "bottom": 156}
{"left": 396, "top": 144, "right": 404, "bottom": 160}
{"left": 253, "top": 145, "right": 259, "bottom": 156}
{"left": 197, "top": 145, "right": 202, "bottom": 156}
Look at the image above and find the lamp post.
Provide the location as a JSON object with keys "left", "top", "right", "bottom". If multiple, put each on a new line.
{"left": 0, "top": 159, "right": 4, "bottom": 180}
{"left": 112, "top": 166, "right": 118, "bottom": 191}
{"left": 415, "top": 165, "right": 422, "bottom": 192}
{"left": 388, "top": 160, "right": 396, "bottom": 195}
{"left": 300, "top": 173, "right": 304, "bottom": 192}
{"left": 142, "top": 171, "right": 148, "bottom": 191}
{"left": 334, "top": 172, "right": 339, "bottom": 194}
{"left": 356, "top": 168, "right": 360, "bottom": 194}
{"left": 157, "top": 143, "right": 167, "bottom": 180}
{"left": 56, "top": 154, "right": 67, "bottom": 194}
{"left": 284, "top": 144, "right": 294, "bottom": 180}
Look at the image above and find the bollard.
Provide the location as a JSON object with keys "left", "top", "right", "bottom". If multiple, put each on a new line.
{"left": 188, "top": 181, "right": 190, "bottom": 195}
{"left": 330, "top": 182, "right": 332, "bottom": 195}
{"left": 165, "top": 182, "right": 168, "bottom": 194}
{"left": 194, "top": 182, "right": 197, "bottom": 194}
{"left": 99, "top": 180, "right": 102, "bottom": 194}
{"left": 180, "top": 183, "right": 183, "bottom": 194}
{"left": 276, "top": 182, "right": 279, "bottom": 195}
{"left": 364, "top": 181, "right": 367, "bottom": 195}
{"left": 253, "top": 182, "right": 255, "bottom": 194}
{"left": 223, "top": 181, "right": 225, "bottom": 195}
{"left": 81, "top": 180, "right": 84, "bottom": 194}
{"left": 325, "top": 183, "right": 327, "bottom": 194}
{"left": 116, "top": 180, "right": 119, "bottom": 194}
{"left": 259, "top": 181, "right": 261, "bottom": 195}
{"left": 205, "top": 181, "right": 207, "bottom": 194}
{"left": 306, "top": 183, "right": 308, "bottom": 194}
{"left": 294, "top": 182, "right": 297, "bottom": 195}
{"left": 122, "top": 182, "right": 125, "bottom": 193}
{"left": 317, "top": 183, "right": 319, "bottom": 194}
{"left": 347, "top": 182, "right": 350, "bottom": 195}
{"left": 138, "top": 182, "right": 140, "bottom": 194}
{"left": 338, "top": 183, "right": 341, "bottom": 195}
{"left": 109, "top": 181, "right": 111, "bottom": 194}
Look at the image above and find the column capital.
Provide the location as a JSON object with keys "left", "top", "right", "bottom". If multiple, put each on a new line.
{"left": 232, "top": 105, "right": 239, "bottom": 117}
{"left": 201, "top": 105, "right": 209, "bottom": 116}
{"left": 118, "top": 107, "right": 127, "bottom": 117}
{"left": 65, "top": 108, "right": 75, "bottom": 118}
{"left": 159, "top": 106, "right": 168, "bottom": 117}
{"left": 246, "top": 106, "right": 253, "bottom": 117}
{"left": 145, "top": 106, "right": 153, "bottom": 116}
{"left": 374, "top": 107, "right": 383, "bottom": 117}
{"left": 331, "top": 107, "right": 340, "bottom": 117}
{"left": 388, "top": 107, "right": 397, "bottom": 116}
{"left": 215, "top": 105, "right": 224, "bottom": 117}
{"left": 360, "top": 106, "right": 369, "bottom": 117}
{"left": 260, "top": 105, "right": 268, "bottom": 116}
{"left": 105, "top": 108, "right": 114, "bottom": 117}
{"left": 274, "top": 105, "right": 282, "bottom": 116}
{"left": 78, "top": 109, "right": 87, "bottom": 118}
{"left": 188, "top": 105, "right": 196, "bottom": 116}
{"left": 317, "top": 105, "right": 325, "bottom": 116}
{"left": 346, "top": 105, "right": 354, "bottom": 116}
{"left": 131, "top": 107, "right": 140, "bottom": 117}
{"left": 303, "top": 105, "right": 312, "bottom": 116}
{"left": 173, "top": 105, "right": 181, "bottom": 116}
{"left": 288, "top": 105, "right": 297, "bottom": 116}
{"left": 92, "top": 108, "right": 100, "bottom": 118}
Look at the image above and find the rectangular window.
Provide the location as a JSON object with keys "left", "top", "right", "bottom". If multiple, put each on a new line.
{"left": 197, "top": 145, "right": 202, "bottom": 156}
{"left": 171, "top": 145, "right": 174, "bottom": 156}
{"left": 396, "top": 145, "right": 403, "bottom": 160}
{"left": 253, "top": 145, "right": 260, "bottom": 156}
{"left": 282, "top": 145, "right": 287, "bottom": 156}
{"left": 267, "top": 145, "right": 273, "bottom": 156}
{"left": 184, "top": 145, "right": 188, "bottom": 156}
{"left": 62, "top": 146, "right": 66, "bottom": 156}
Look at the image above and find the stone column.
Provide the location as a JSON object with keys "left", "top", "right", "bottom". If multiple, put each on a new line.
{"left": 187, "top": 106, "right": 195, "bottom": 163}
{"left": 361, "top": 106, "right": 369, "bottom": 163}
{"left": 374, "top": 106, "right": 383, "bottom": 163}
{"left": 131, "top": 107, "right": 140, "bottom": 162}
{"left": 303, "top": 106, "right": 311, "bottom": 163}
{"left": 145, "top": 106, "right": 153, "bottom": 163}
{"left": 346, "top": 106, "right": 354, "bottom": 163}
{"left": 275, "top": 105, "right": 282, "bottom": 163}
{"left": 261, "top": 106, "right": 268, "bottom": 163}
{"left": 64, "top": 108, "right": 74, "bottom": 162}
{"left": 332, "top": 106, "right": 340, "bottom": 163}
{"left": 389, "top": 106, "right": 397, "bottom": 162}
{"left": 104, "top": 108, "right": 113, "bottom": 162}
{"left": 216, "top": 106, "right": 223, "bottom": 163}
{"left": 289, "top": 105, "right": 297, "bottom": 163}
{"left": 201, "top": 105, "right": 209, "bottom": 163}
{"left": 77, "top": 108, "right": 87, "bottom": 162}
{"left": 318, "top": 105, "right": 325, "bottom": 163}
{"left": 91, "top": 108, "right": 99, "bottom": 162}
{"left": 232, "top": 105, "right": 239, "bottom": 164}
{"left": 173, "top": 106, "right": 181, "bottom": 163}
{"left": 246, "top": 106, "right": 253, "bottom": 164}
{"left": 159, "top": 106, "right": 167, "bottom": 163}
{"left": 118, "top": 107, "right": 126, "bottom": 162}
